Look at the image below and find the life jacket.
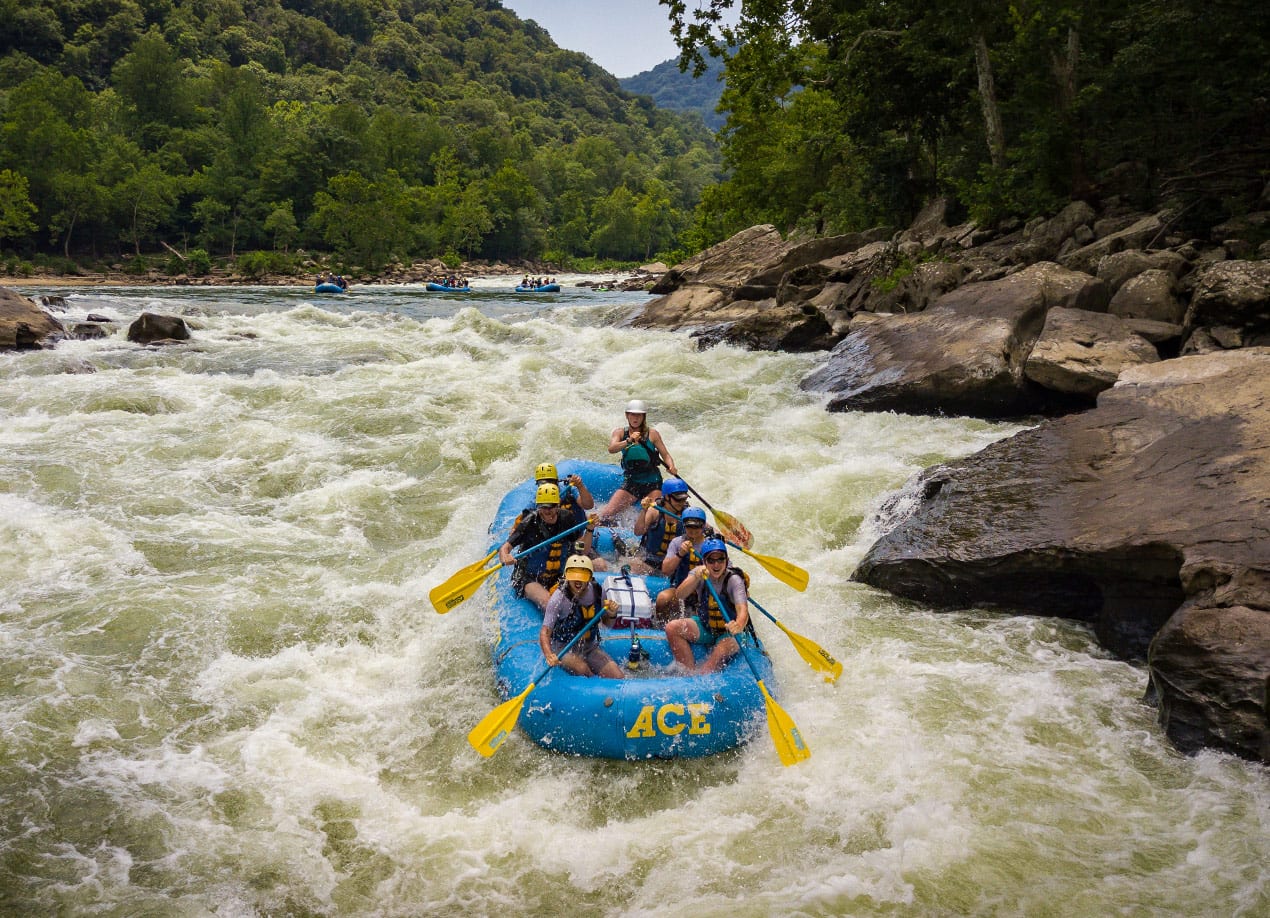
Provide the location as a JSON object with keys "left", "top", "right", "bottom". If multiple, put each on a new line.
{"left": 695, "top": 566, "right": 750, "bottom": 635}
{"left": 557, "top": 484, "right": 587, "bottom": 528}
{"left": 550, "top": 583, "right": 602, "bottom": 645}
{"left": 639, "top": 500, "right": 682, "bottom": 560}
{"left": 667, "top": 536, "right": 703, "bottom": 587}
{"left": 620, "top": 426, "right": 661, "bottom": 483}
{"left": 510, "top": 506, "right": 574, "bottom": 583}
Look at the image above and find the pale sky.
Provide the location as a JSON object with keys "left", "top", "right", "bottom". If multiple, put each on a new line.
{"left": 500, "top": 1, "right": 685, "bottom": 78}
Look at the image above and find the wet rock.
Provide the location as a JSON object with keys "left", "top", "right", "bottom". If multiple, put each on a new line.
{"left": 852, "top": 348, "right": 1270, "bottom": 761}
{"left": 1149, "top": 603, "right": 1269, "bottom": 762}
{"left": 800, "top": 262, "right": 1108, "bottom": 417}
{"left": 126, "top": 312, "right": 190, "bottom": 345}
{"left": 0, "top": 286, "right": 65, "bottom": 350}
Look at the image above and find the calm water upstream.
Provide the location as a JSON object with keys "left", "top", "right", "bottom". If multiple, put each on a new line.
{"left": 0, "top": 280, "right": 1265, "bottom": 916}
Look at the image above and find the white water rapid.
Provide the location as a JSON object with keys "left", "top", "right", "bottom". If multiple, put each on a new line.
{"left": 0, "top": 283, "right": 1265, "bottom": 915}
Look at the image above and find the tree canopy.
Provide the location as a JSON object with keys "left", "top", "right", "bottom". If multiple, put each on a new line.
{"left": 663, "top": 0, "right": 1270, "bottom": 246}
{"left": 0, "top": 0, "right": 721, "bottom": 269}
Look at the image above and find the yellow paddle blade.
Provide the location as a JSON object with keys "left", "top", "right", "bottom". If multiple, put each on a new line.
{"left": 774, "top": 620, "right": 843, "bottom": 682}
{"left": 739, "top": 547, "right": 809, "bottom": 592}
{"left": 711, "top": 509, "right": 753, "bottom": 550}
{"left": 429, "top": 563, "right": 503, "bottom": 614}
{"left": 468, "top": 681, "right": 537, "bottom": 757}
{"left": 756, "top": 680, "right": 811, "bottom": 766}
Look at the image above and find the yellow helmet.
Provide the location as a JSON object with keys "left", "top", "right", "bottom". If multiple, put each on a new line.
{"left": 563, "top": 555, "right": 594, "bottom": 582}
{"left": 534, "top": 462, "right": 558, "bottom": 482}
{"left": 535, "top": 483, "right": 561, "bottom": 506}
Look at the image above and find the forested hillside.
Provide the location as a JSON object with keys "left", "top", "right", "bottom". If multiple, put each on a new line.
{"left": 620, "top": 54, "right": 727, "bottom": 131}
{"left": 0, "top": 0, "right": 720, "bottom": 272}
{"left": 668, "top": 0, "right": 1269, "bottom": 249}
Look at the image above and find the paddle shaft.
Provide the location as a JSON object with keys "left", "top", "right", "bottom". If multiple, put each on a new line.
{"left": 505, "top": 517, "right": 590, "bottom": 564}
{"left": 521, "top": 595, "right": 609, "bottom": 690}
{"left": 748, "top": 595, "right": 843, "bottom": 681}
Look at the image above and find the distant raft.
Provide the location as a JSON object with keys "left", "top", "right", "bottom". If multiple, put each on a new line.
{"left": 481, "top": 460, "right": 776, "bottom": 760}
{"left": 314, "top": 282, "right": 346, "bottom": 294}
{"left": 426, "top": 282, "right": 471, "bottom": 292}
{"left": 514, "top": 283, "right": 561, "bottom": 293}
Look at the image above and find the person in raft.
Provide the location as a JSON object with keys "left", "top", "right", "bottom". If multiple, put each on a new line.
{"left": 539, "top": 555, "right": 623, "bottom": 678}
{"left": 665, "top": 538, "right": 750, "bottom": 674}
{"left": 653, "top": 506, "right": 710, "bottom": 621}
{"left": 500, "top": 483, "right": 598, "bottom": 612}
{"left": 598, "top": 399, "right": 678, "bottom": 520}
{"left": 630, "top": 476, "right": 689, "bottom": 574}
{"left": 534, "top": 461, "right": 607, "bottom": 572}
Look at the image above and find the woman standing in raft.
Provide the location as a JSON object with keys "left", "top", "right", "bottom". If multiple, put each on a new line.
{"left": 599, "top": 399, "right": 678, "bottom": 521}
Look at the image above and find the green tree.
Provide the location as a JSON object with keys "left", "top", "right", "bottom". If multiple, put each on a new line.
{"left": 264, "top": 201, "right": 299, "bottom": 252}
{"left": 0, "top": 169, "right": 37, "bottom": 246}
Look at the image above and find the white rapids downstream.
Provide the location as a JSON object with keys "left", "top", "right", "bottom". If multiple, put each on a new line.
{"left": 0, "top": 281, "right": 1265, "bottom": 916}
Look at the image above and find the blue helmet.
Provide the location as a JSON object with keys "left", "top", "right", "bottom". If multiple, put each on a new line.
{"left": 681, "top": 507, "right": 707, "bottom": 525}
{"left": 662, "top": 477, "right": 689, "bottom": 497}
{"left": 700, "top": 538, "right": 728, "bottom": 560}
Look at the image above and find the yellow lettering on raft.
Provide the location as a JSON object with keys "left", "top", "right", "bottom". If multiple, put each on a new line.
{"left": 625, "top": 703, "right": 713, "bottom": 739}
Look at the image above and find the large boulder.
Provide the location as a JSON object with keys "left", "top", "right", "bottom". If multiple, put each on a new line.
{"left": 1149, "top": 603, "right": 1269, "bottom": 761}
{"left": 1059, "top": 211, "right": 1172, "bottom": 275}
{"left": 1107, "top": 268, "right": 1185, "bottom": 324}
{"left": 1015, "top": 200, "right": 1097, "bottom": 263}
{"left": 1183, "top": 259, "right": 1270, "bottom": 347}
{"left": 799, "top": 262, "right": 1108, "bottom": 417}
{"left": 1024, "top": 307, "right": 1160, "bottom": 398}
{"left": 637, "top": 224, "right": 890, "bottom": 332}
{"left": 126, "top": 312, "right": 190, "bottom": 344}
{"left": 0, "top": 287, "right": 65, "bottom": 349}
{"left": 852, "top": 348, "right": 1270, "bottom": 761}
{"left": 1096, "top": 249, "right": 1189, "bottom": 293}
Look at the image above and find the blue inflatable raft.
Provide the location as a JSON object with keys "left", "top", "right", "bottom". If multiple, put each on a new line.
{"left": 481, "top": 460, "right": 775, "bottom": 759}
{"left": 426, "top": 282, "right": 471, "bottom": 292}
{"left": 514, "top": 283, "right": 561, "bottom": 293}
{"left": 315, "top": 282, "right": 346, "bottom": 293}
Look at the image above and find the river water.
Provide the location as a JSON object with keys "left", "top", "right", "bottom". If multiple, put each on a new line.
{"left": 1, "top": 281, "right": 1264, "bottom": 916}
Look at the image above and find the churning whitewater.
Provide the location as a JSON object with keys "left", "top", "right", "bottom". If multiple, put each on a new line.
{"left": 0, "top": 284, "right": 1265, "bottom": 916}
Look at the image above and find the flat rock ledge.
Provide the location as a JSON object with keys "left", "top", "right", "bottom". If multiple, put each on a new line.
{"left": 851, "top": 348, "right": 1270, "bottom": 763}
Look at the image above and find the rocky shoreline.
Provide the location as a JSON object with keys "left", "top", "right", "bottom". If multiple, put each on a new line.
{"left": 633, "top": 196, "right": 1269, "bottom": 764}
{"left": 3, "top": 201, "right": 1266, "bottom": 763}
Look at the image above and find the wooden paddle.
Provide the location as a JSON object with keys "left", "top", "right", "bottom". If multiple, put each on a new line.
{"left": 429, "top": 519, "right": 589, "bottom": 614}
{"left": 467, "top": 601, "right": 607, "bottom": 757}
{"left": 702, "top": 578, "right": 810, "bottom": 766}
{"left": 678, "top": 478, "right": 754, "bottom": 549}
{"left": 748, "top": 597, "right": 842, "bottom": 682}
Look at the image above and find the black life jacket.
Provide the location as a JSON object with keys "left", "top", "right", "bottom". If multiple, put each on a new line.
{"left": 550, "top": 583, "right": 602, "bottom": 645}
{"left": 509, "top": 507, "right": 574, "bottom": 582}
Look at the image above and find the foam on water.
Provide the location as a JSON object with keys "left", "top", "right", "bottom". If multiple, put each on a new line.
{"left": 1, "top": 285, "right": 1265, "bottom": 915}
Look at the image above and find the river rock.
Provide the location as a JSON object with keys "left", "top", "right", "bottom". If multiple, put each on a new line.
{"left": 1148, "top": 603, "right": 1269, "bottom": 761}
{"left": 851, "top": 348, "right": 1270, "bottom": 761}
{"left": 1108, "top": 269, "right": 1185, "bottom": 324}
{"left": 1016, "top": 201, "right": 1097, "bottom": 262}
{"left": 1024, "top": 307, "right": 1159, "bottom": 398}
{"left": 0, "top": 287, "right": 65, "bottom": 349}
{"left": 1183, "top": 259, "right": 1270, "bottom": 346}
{"left": 126, "top": 312, "right": 190, "bottom": 345}
{"left": 1059, "top": 211, "right": 1172, "bottom": 275}
{"left": 1096, "top": 249, "right": 1189, "bottom": 293}
{"left": 799, "top": 262, "right": 1108, "bottom": 417}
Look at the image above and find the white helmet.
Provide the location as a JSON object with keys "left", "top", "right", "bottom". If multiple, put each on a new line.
{"left": 563, "top": 555, "right": 594, "bottom": 582}
{"left": 624, "top": 399, "right": 649, "bottom": 415}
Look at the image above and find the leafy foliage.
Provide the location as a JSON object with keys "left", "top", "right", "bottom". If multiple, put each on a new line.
{"left": 0, "top": 0, "right": 721, "bottom": 267}
{"left": 666, "top": 0, "right": 1270, "bottom": 245}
